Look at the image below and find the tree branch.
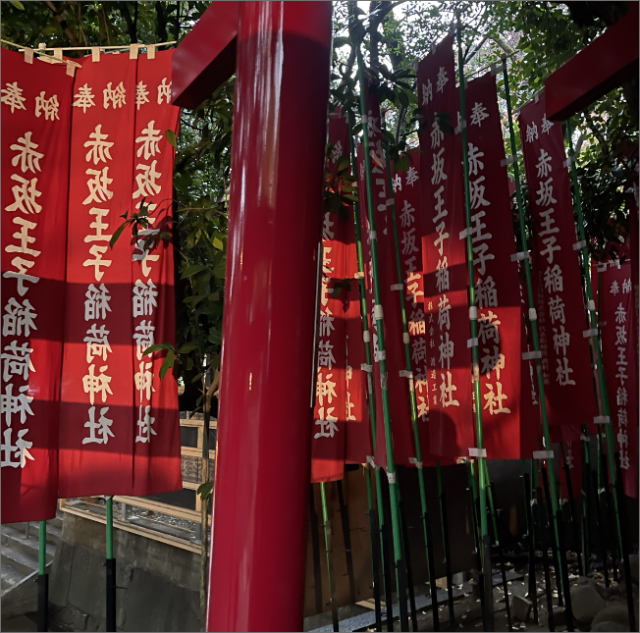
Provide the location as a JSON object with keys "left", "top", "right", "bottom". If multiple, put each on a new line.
{"left": 44, "top": 1, "right": 80, "bottom": 47}
{"left": 155, "top": 1, "right": 168, "bottom": 43}
{"left": 118, "top": 1, "right": 137, "bottom": 44}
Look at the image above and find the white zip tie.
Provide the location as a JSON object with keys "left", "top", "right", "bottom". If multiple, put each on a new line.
{"left": 363, "top": 331, "right": 371, "bottom": 343}
{"left": 597, "top": 263, "right": 608, "bottom": 273}
{"left": 522, "top": 350, "right": 542, "bottom": 361}
{"left": 361, "top": 363, "right": 373, "bottom": 373}
{"left": 386, "top": 198, "right": 394, "bottom": 207}
{"left": 353, "top": 271, "right": 365, "bottom": 279}
{"left": 459, "top": 227, "right": 473, "bottom": 239}
{"left": 409, "top": 457, "right": 424, "bottom": 469}
{"left": 91, "top": 47, "right": 100, "bottom": 62}
{"left": 390, "top": 283, "right": 403, "bottom": 291}
{"left": 510, "top": 250, "right": 530, "bottom": 262}
{"left": 399, "top": 370, "right": 413, "bottom": 379}
{"left": 528, "top": 308, "right": 537, "bottom": 321}
{"left": 573, "top": 240, "right": 587, "bottom": 251}
{"left": 369, "top": 230, "right": 377, "bottom": 241}
{"left": 387, "top": 471, "right": 397, "bottom": 484}
{"left": 530, "top": 498, "right": 537, "bottom": 506}
{"left": 500, "top": 155, "right": 516, "bottom": 166}
{"left": 598, "top": 487, "right": 606, "bottom": 495}
{"left": 533, "top": 450, "right": 554, "bottom": 460}
{"left": 469, "top": 306, "right": 478, "bottom": 320}
{"left": 563, "top": 155, "right": 575, "bottom": 168}
{"left": 366, "top": 455, "right": 379, "bottom": 470}
{"left": 593, "top": 415, "right": 610, "bottom": 425}
{"left": 374, "top": 305, "right": 384, "bottom": 320}
{"left": 377, "top": 350, "right": 386, "bottom": 361}
{"left": 24, "top": 48, "right": 34, "bottom": 64}
{"left": 586, "top": 299, "right": 596, "bottom": 311}
{"left": 402, "top": 332, "right": 410, "bottom": 345}
{"left": 467, "top": 337, "right": 479, "bottom": 348}
{"left": 380, "top": 372, "right": 388, "bottom": 390}
{"left": 580, "top": 434, "right": 590, "bottom": 442}
{"left": 469, "top": 447, "right": 487, "bottom": 458}
{"left": 583, "top": 328, "right": 599, "bottom": 338}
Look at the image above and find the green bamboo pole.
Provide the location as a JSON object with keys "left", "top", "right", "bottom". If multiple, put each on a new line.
{"left": 320, "top": 482, "right": 340, "bottom": 632}
{"left": 565, "top": 119, "right": 634, "bottom": 629}
{"left": 39, "top": 520, "right": 46, "bottom": 575}
{"left": 500, "top": 59, "right": 573, "bottom": 619}
{"left": 347, "top": 108, "right": 394, "bottom": 631}
{"left": 381, "top": 136, "right": 440, "bottom": 631}
{"left": 455, "top": 17, "right": 493, "bottom": 628}
{"left": 355, "top": 43, "right": 409, "bottom": 633}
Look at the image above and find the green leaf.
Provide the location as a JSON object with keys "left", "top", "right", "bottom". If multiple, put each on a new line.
{"left": 197, "top": 481, "right": 213, "bottom": 501}
{"left": 191, "top": 373, "right": 203, "bottom": 384}
{"left": 181, "top": 264, "right": 209, "bottom": 278}
{"left": 109, "top": 221, "right": 129, "bottom": 249}
{"left": 159, "top": 350, "right": 175, "bottom": 379}
{"left": 178, "top": 342, "right": 198, "bottom": 354}
{"left": 9, "top": 1, "right": 25, "bottom": 9}
{"left": 165, "top": 129, "right": 178, "bottom": 149}
{"left": 212, "top": 236, "right": 224, "bottom": 250}
{"left": 142, "top": 343, "right": 170, "bottom": 356}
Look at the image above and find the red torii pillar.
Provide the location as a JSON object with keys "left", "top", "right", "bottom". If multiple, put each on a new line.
{"left": 172, "top": 3, "right": 332, "bottom": 631}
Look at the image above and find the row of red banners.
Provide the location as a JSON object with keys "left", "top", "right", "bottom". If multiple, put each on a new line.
{"left": 1, "top": 48, "right": 182, "bottom": 523}
{"left": 310, "top": 36, "right": 638, "bottom": 499}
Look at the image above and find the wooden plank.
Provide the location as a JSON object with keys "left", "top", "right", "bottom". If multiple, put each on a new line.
{"left": 181, "top": 446, "right": 215, "bottom": 459}
{"left": 180, "top": 418, "right": 218, "bottom": 430}
{"left": 113, "top": 495, "right": 200, "bottom": 523}
{"left": 61, "top": 504, "right": 201, "bottom": 554}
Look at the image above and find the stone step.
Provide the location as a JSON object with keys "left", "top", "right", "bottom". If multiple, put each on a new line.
{"left": 1, "top": 525, "right": 56, "bottom": 564}
{"left": 1, "top": 562, "right": 23, "bottom": 595}
{"left": 4, "top": 520, "right": 62, "bottom": 547}
{"left": 0, "top": 546, "right": 39, "bottom": 578}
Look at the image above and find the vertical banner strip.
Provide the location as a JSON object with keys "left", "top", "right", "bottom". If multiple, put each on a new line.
{"left": 519, "top": 93, "right": 597, "bottom": 428}
{"left": 1, "top": 49, "right": 74, "bottom": 522}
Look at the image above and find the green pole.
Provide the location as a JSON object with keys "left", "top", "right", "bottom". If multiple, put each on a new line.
{"left": 37, "top": 520, "right": 48, "bottom": 632}
{"left": 564, "top": 117, "right": 623, "bottom": 545}
{"left": 320, "top": 482, "right": 340, "bottom": 632}
{"left": 381, "top": 135, "right": 440, "bottom": 630}
{"left": 106, "top": 496, "right": 116, "bottom": 631}
{"left": 39, "top": 520, "right": 47, "bottom": 575}
{"left": 355, "top": 43, "right": 409, "bottom": 633}
{"left": 565, "top": 119, "right": 635, "bottom": 629}
{"left": 455, "top": 16, "right": 493, "bottom": 627}
{"left": 500, "top": 58, "right": 572, "bottom": 614}
{"left": 347, "top": 108, "right": 393, "bottom": 630}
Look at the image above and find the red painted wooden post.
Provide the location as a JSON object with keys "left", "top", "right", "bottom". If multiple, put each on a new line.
{"left": 173, "top": 2, "right": 332, "bottom": 631}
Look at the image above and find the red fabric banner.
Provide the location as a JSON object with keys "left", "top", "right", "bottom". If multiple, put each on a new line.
{"left": 465, "top": 74, "right": 538, "bottom": 459}
{"left": 558, "top": 436, "right": 583, "bottom": 501}
{"left": 1, "top": 50, "right": 73, "bottom": 523}
{"left": 599, "top": 261, "right": 638, "bottom": 498}
{"left": 519, "top": 93, "right": 597, "bottom": 427}
{"left": 311, "top": 114, "right": 349, "bottom": 482}
{"left": 59, "top": 52, "right": 181, "bottom": 497}
{"left": 129, "top": 50, "right": 182, "bottom": 495}
{"left": 417, "top": 35, "right": 473, "bottom": 458}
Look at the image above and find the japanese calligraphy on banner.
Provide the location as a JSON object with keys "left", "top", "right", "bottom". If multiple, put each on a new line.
{"left": 417, "top": 35, "right": 473, "bottom": 458}
{"left": 59, "top": 51, "right": 181, "bottom": 497}
{"left": 1, "top": 49, "right": 73, "bottom": 523}
{"left": 519, "top": 93, "right": 596, "bottom": 427}
{"left": 465, "top": 74, "right": 538, "bottom": 459}
{"left": 355, "top": 135, "right": 413, "bottom": 469}
{"left": 599, "top": 261, "right": 638, "bottom": 499}
{"left": 311, "top": 114, "right": 349, "bottom": 483}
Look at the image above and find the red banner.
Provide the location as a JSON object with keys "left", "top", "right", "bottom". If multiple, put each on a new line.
{"left": 59, "top": 51, "right": 181, "bottom": 497}
{"left": 519, "top": 93, "right": 597, "bottom": 428}
{"left": 418, "top": 35, "right": 473, "bottom": 458}
{"left": 311, "top": 114, "right": 349, "bottom": 482}
{"left": 129, "top": 50, "right": 182, "bottom": 495}
{"left": 1, "top": 50, "right": 73, "bottom": 522}
{"left": 465, "top": 74, "right": 538, "bottom": 459}
{"left": 599, "top": 261, "right": 638, "bottom": 498}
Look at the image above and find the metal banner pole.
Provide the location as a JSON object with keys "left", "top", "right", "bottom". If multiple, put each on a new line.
{"left": 355, "top": 42, "right": 410, "bottom": 633}
{"left": 455, "top": 16, "right": 492, "bottom": 629}
{"left": 37, "top": 520, "right": 48, "bottom": 632}
{"left": 320, "top": 482, "right": 340, "bottom": 632}
{"left": 501, "top": 56, "right": 572, "bottom": 617}
{"left": 347, "top": 107, "right": 393, "bottom": 632}
{"left": 106, "top": 496, "right": 116, "bottom": 632}
{"left": 559, "top": 443, "right": 584, "bottom": 576}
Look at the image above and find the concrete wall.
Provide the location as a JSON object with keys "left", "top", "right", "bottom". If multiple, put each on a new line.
{"left": 49, "top": 513, "right": 202, "bottom": 632}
